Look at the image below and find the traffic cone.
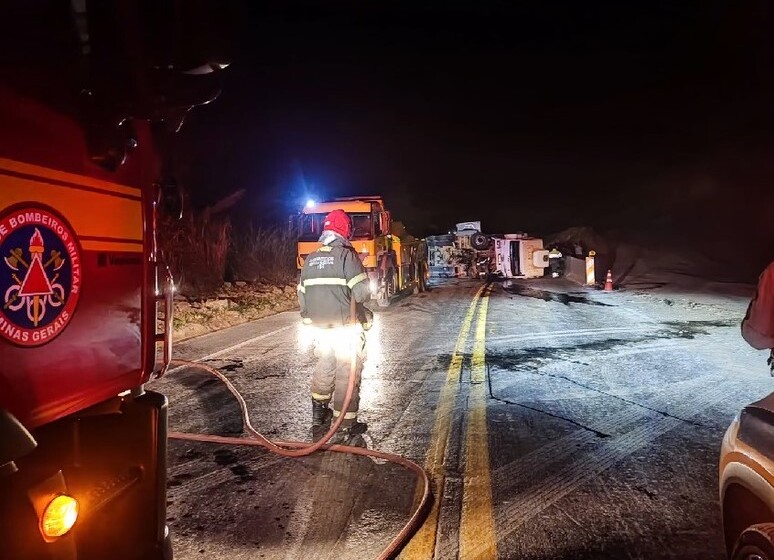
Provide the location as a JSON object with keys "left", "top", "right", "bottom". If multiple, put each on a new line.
{"left": 604, "top": 269, "right": 614, "bottom": 292}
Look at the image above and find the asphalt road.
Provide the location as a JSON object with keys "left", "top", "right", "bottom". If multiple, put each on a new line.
{"left": 153, "top": 278, "right": 774, "bottom": 560}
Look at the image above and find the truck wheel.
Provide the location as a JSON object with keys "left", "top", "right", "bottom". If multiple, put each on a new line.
{"left": 732, "top": 524, "right": 774, "bottom": 560}
{"left": 377, "top": 271, "right": 394, "bottom": 307}
{"left": 412, "top": 263, "right": 425, "bottom": 294}
{"left": 471, "top": 232, "right": 491, "bottom": 250}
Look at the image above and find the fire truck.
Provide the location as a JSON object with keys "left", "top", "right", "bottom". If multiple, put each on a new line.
{"left": 0, "top": 3, "right": 226, "bottom": 559}
{"left": 294, "top": 196, "right": 428, "bottom": 306}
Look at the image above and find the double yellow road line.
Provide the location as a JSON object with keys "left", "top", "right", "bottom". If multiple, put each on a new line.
{"left": 402, "top": 284, "right": 496, "bottom": 559}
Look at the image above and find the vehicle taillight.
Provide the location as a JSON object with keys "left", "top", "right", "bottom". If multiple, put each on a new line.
{"left": 40, "top": 494, "right": 79, "bottom": 539}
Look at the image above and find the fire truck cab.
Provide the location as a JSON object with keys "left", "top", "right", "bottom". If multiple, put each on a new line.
{"left": 0, "top": 87, "right": 174, "bottom": 560}
{"left": 0, "top": 3, "right": 226, "bottom": 559}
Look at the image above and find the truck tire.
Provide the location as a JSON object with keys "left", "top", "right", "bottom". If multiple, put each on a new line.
{"left": 732, "top": 523, "right": 774, "bottom": 560}
{"left": 412, "top": 262, "right": 425, "bottom": 294}
{"left": 377, "top": 270, "right": 394, "bottom": 307}
{"left": 471, "top": 232, "right": 491, "bottom": 250}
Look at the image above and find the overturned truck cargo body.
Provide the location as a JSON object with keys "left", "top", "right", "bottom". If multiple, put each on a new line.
{"left": 426, "top": 234, "right": 461, "bottom": 278}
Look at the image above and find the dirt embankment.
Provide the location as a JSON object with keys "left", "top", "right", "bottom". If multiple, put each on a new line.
{"left": 548, "top": 226, "right": 760, "bottom": 299}
{"left": 172, "top": 282, "right": 299, "bottom": 341}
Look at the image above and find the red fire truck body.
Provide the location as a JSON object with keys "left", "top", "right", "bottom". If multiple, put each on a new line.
{"left": 0, "top": 87, "right": 169, "bottom": 428}
{"left": 0, "top": 77, "right": 174, "bottom": 560}
{"left": 0, "top": 3, "right": 227, "bottom": 557}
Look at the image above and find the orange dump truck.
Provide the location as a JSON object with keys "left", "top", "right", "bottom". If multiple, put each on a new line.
{"left": 294, "top": 196, "right": 427, "bottom": 306}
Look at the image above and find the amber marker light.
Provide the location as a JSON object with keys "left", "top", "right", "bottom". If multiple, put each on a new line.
{"left": 40, "top": 495, "right": 79, "bottom": 539}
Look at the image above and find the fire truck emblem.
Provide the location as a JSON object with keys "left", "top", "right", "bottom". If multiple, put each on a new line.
{"left": 0, "top": 206, "right": 81, "bottom": 346}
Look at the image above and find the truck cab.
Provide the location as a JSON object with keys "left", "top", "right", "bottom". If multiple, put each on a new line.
{"left": 296, "top": 196, "right": 391, "bottom": 274}
{"left": 492, "top": 235, "right": 550, "bottom": 279}
{"left": 294, "top": 196, "right": 426, "bottom": 306}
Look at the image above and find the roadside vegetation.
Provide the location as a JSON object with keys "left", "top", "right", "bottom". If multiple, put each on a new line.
{"left": 158, "top": 191, "right": 299, "bottom": 340}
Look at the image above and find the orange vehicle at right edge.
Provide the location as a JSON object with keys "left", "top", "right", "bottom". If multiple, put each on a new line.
{"left": 719, "top": 392, "right": 774, "bottom": 560}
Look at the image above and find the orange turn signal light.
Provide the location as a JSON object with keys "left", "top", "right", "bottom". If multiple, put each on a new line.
{"left": 41, "top": 494, "right": 79, "bottom": 538}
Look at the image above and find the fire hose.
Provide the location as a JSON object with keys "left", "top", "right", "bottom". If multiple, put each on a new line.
{"left": 168, "top": 339, "right": 431, "bottom": 559}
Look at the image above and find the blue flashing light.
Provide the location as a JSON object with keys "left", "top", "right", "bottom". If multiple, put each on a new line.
{"left": 305, "top": 199, "right": 316, "bottom": 209}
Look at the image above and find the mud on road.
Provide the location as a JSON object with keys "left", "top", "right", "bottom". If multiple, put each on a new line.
{"left": 153, "top": 278, "right": 773, "bottom": 559}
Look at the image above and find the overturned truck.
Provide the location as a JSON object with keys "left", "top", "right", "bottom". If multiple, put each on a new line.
{"left": 427, "top": 222, "right": 549, "bottom": 280}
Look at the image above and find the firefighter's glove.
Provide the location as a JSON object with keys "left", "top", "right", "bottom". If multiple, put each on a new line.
{"left": 360, "top": 307, "right": 374, "bottom": 331}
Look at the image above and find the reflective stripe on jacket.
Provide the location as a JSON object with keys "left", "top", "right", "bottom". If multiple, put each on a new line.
{"left": 742, "top": 261, "right": 774, "bottom": 350}
{"left": 298, "top": 232, "right": 370, "bottom": 327}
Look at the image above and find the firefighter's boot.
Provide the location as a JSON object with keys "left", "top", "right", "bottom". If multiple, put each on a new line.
{"left": 312, "top": 399, "right": 332, "bottom": 427}
{"left": 330, "top": 420, "right": 368, "bottom": 445}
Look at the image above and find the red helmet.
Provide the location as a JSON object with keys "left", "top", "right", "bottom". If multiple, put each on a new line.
{"left": 323, "top": 209, "right": 352, "bottom": 239}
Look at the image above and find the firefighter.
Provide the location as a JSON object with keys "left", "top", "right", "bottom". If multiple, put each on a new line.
{"left": 548, "top": 247, "right": 563, "bottom": 278}
{"left": 297, "top": 209, "right": 373, "bottom": 440}
{"left": 742, "top": 260, "right": 774, "bottom": 374}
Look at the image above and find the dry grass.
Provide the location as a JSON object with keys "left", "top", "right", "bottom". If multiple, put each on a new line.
{"left": 159, "top": 212, "right": 231, "bottom": 298}
{"left": 171, "top": 283, "right": 299, "bottom": 341}
{"left": 157, "top": 186, "right": 298, "bottom": 298}
{"left": 228, "top": 224, "right": 298, "bottom": 285}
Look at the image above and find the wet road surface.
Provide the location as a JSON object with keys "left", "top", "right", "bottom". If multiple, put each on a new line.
{"left": 153, "top": 278, "right": 773, "bottom": 559}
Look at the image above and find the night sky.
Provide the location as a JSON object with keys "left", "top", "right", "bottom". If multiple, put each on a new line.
{"left": 177, "top": 1, "right": 774, "bottom": 240}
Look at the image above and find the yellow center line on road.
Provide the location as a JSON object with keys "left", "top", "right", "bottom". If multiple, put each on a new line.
{"left": 400, "top": 284, "right": 487, "bottom": 559}
{"left": 459, "top": 284, "right": 497, "bottom": 559}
